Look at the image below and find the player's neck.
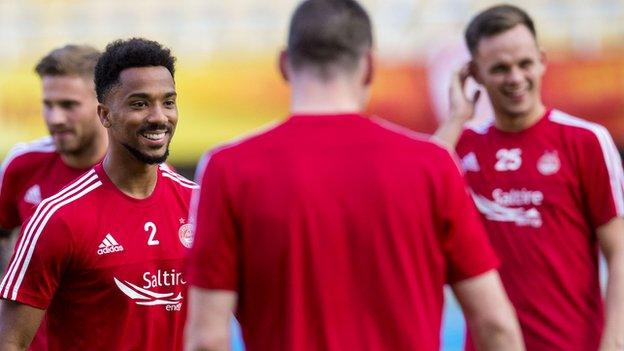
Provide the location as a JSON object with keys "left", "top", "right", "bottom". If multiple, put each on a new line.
{"left": 60, "top": 134, "right": 108, "bottom": 169}
{"left": 289, "top": 75, "right": 365, "bottom": 115}
{"left": 102, "top": 150, "right": 159, "bottom": 200}
{"left": 494, "top": 104, "right": 546, "bottom": 132}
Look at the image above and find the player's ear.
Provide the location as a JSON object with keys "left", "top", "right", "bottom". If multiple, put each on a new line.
{"left": 278, "top": 49, "right": 290, "bottom": 82}
{"left": 469, "top": 60, "right": 483, "bottom": 85}
{"left": 97, "top": 103, "right": 112, "bottom": 128}
{"left": 363, "top": 50, "right": 374, "bottom": 86}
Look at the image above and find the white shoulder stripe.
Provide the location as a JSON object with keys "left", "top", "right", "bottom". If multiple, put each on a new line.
{"left": 466, "top": 117, "right": 494, "bottom": 134}
{"left": 161, "top": 172, "right": 199, "bottom": 189}
{"left": 0, "top": 170, "right": 101, "bottom": 299}
{"left": 0, "top": 137, "right": 55, "bottom": 171}
{"left": 549, "top": 110, "right": 624, "bottom": 215}
{"left": 0, "top": 137, "right": 56, "bottom": 197}
{"left": 159, "top": 165, "right": 198, "bottom": 188}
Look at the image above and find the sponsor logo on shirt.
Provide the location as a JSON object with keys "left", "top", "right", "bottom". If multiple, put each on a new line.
{"left": 178, "top": 218, "right": 193, "bottom": 248}
{"left": 537, "top": 150, "right": 560, "bottom": 176}
{"left": 23, "top": 185, "right": 42, "bottom": 205}
{"left": 114, "top": 269, "right": 186, "bottom": 311}
{"left": 495, "top": 148, "right": 522, "bottom": 172}
{"left": 461, "top": 152, "right": 480, "bottom": 172}
{"left": 97, "top": 233, "right": 125, "bottom": 255}
{"left": 471, "top": 188, "right": 543, "bottom": 228}
{"left": 492, "top": 188, "right": 543, "bottom": 207}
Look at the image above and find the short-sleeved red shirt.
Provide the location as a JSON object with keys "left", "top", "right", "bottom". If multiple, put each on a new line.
{"left": 0, "top": 163, "right": 197, "bottom": 351}
{"left": 188, "top": 114, "right": 498, "bottom": 351}
{"left": 0, "top": 137, "right": 90, "bottom": 231}
{"left": 457, "top": 109, "right": 624, "bottom": 351}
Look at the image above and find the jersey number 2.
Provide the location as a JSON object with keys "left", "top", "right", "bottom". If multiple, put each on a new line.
{"left": 144, "top": 222, "right": 160, "bottom": 246}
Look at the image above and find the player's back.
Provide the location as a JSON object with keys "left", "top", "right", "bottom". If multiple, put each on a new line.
{"left": 204, "top": 113, "right": 495, "bottom": 351}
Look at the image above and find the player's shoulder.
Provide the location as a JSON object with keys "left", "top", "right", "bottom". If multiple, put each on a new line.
{"left": 547, "top": 109, "right": 611, "bottom": 142}
{"left": 459, "top": 118, "right": 495, "bottom": 144}
{"left": 26, "top": 168, "right": 103, "bottom": 229}
{"left": 369, "top": 116, "right": 452, "bottom": 154}
{"left": 368, "top": 116, "right": 463, "bottom": 173}
{"left": 202, "top": 120, "right": 285, "bottom": 163}
{"left": 1, "top": 136, "right": 57, "bottom": 172}
{"left": 158, "top": 164, "right": 199, "bottom": 192}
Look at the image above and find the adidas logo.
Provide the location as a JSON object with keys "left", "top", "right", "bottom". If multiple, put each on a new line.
{"left": 97, "top": 233, "right": 124, "bottom": 255}
{"left": 24, "top": 185, "right": 42, "bottom": 205}
{"left": 461, "top": 152, "right": 480, "bottom": 172}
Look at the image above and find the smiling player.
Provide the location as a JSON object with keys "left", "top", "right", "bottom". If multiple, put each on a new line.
{"left": 435, "top": 5, "right": 624, "bottom": 350}
{"left": 0, "top": 38, "right": 197, "bottom": 351}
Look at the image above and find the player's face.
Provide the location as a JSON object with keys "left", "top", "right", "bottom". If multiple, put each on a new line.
{"left": 472, "top": 24, "right": 546, "bottom": 120}
{"left": 103, "top": 66, "right": 177, "bottom": 165}
{"left": 42, "top": 76, "right": 102, "bottom": 155}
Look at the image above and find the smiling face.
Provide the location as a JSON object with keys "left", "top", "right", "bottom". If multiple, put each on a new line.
{"left": 471, "top": 24, "right": 546, "bottom": 121}
{"left": 99, "top": 66, "right": 177, "bottom": 165}
{"left": 42, "top": 75, "right": 103, "bottom": 156}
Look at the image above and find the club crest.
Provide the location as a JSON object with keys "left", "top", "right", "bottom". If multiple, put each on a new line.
{"left": 178, "top": 222, "right": 194, "bottom": 248}
{"left": 537, "top": 151, "right": 560, "bottom": 176}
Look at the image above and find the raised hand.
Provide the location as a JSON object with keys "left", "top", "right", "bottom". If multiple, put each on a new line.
{"left": 432, "top": 63, "right": 482, "bottom": 147}
{"left": 449, "top": 63, "right": 481, "bottom": 123}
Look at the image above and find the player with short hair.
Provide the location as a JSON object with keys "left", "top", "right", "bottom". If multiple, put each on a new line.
{"left": 0, "top": 43, "right": 107, "bottom": 351}
{"left": 0, "top": 44, "right": 107, "bottom": 245}
{"left": 435, "top": 4, "right": 624, "bottom": 351}
{"left": 185, "top": 1, "right": 524, "bottom": 351}
{"left": 0, "top": 38, "right": 197, "bottom": 351}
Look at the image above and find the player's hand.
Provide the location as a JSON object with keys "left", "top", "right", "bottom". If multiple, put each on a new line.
{"left": 448, "top": 63, "right": 480, "bottom": 123}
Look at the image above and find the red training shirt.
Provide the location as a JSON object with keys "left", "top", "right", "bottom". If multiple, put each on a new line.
{"left": 0, "top": 136, "right": 91, "bottom": 231}
{"left": 188, "top": 113, "right": 498, "bottom": 351}
{"left": 0, "top": 163, "right": 197, "bottom": 351}
{"left": 457, "top": 109, "right": 624, "bottom": 351}
{"left": 0, "top": 136, "right": 95, "bottom": 351}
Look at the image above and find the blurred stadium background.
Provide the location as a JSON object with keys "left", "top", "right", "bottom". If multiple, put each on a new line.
{"left": 0, "top": 0, "right": 622, "bottom": 349}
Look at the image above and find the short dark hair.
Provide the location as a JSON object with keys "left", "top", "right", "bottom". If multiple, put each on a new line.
{"left": 94, "top": 38, "right": 176, "bottom": 102}
{"left": 35, "top": 44, "right": 101, "bottom": 80}
{"left": 465, "top": 4, "right": 537, "bottom": 55}
{"left": 287, "top": 0, "right": 373, "bottom": 76}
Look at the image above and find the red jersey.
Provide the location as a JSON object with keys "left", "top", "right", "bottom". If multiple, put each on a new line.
{"left": 0, "top": 163, "right": 197, "bottom": 351}
{"left": 0, "top": 137, "right": 91, "bottom": 231}
{"left": 0, "top": 136, "right": 95, "bottom": 351}
{"left": 457, "top": 109, "right": 624, "bottom": 351}
{"left": 187, "top": 114, "right": 498, "bottom": 351}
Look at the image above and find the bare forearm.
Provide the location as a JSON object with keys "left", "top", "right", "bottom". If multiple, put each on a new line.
{"left": 185, "top": 331, "right": 230, "bottom": 351}
{"left": 185, "top": 288, "right": 236, "bottom": 351}
{"left": 467, "top": 304, "right": 524, "bottom": 351}
{"left": 454, "top": 271, "right": 525, "bottom": 351}
{"left": 600, "top": 254, "right": 624, "bottom": 351}
{"left": 0, "top": 300, "right": 44, "bottom": 351}
{"left": 0, "top": 341, "right": 27, "bottom": 351}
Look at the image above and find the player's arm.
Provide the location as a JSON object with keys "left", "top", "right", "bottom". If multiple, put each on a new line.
{"left": 185, "top": 152, "right": 240, "bottom": 351}
{"left": 185, "top": 288, "right": 236, "bottom": 351}
{"left": 452, "top": 270, "right": 525, "bottom": 351}
{"left": 432, "top": 64, "right": 480, "bottom": 147}
{"left": 597, "top": 217, "right": 624, "bottom": 351}
{"left": 0, "top": 300, "right": 44, "bottom": 351}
